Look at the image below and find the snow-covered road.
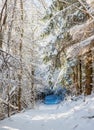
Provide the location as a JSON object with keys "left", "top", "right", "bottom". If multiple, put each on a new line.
{"left": 0, "top": 96, "right": 94, "bottom": 130}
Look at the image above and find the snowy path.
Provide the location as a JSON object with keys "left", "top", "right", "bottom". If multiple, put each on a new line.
{"left": 0, "top": 96, "right": 94, "bottom": 130}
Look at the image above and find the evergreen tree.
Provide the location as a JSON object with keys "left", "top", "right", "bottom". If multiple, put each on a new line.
{"left": 41, "top": 0, "right": 94, "bottom": 95}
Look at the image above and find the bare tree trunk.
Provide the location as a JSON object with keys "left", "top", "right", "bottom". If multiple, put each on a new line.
{"left": 0, "top": 0, "right": 8, "bottom": 28}
{"left": 7, "top": 0, "right": 16, "bottom": 52}
{"left": 85, "top": 52, "right": 92, "bottom": 95}
{"left": 18, "top": 85, "right": 22, "bottom": 111}
{"left": 78, "top": 59, "right": 82, "bottom": 94}
{"left": 18, "top": 0, "right": 24, "bottom": 111}
{"left": 74, "top": 65, "right": 79, "bottom": 95}
{"left": 0, "top": 32, "right": 3, "bottom": 48}
{"left": 7, "top": 88, "right": 10, "bottom": 117}
{"left": 31, "top": 68, "right": 35, "bottom": 108}
{"left": 73, "top": 59, "right": 82, "bottom": 95}
{"left": 3, "top": 0, "right": 17, "bottom": 116}
{"left": 0, "top": 0, "right": 8, "bottom": 48}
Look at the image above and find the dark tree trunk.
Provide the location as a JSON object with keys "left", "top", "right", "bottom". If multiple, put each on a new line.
{"left": 0, "top": 32, "right": 3, "bottom": 48}
{"left": 73, "top": 59, "right": 82, "bottom": 95}
{"left": 78, "top": 59, "right": 82, "bottom": 94}
{"left": 74, "top": 65, "right": 79, "bottom": 95}
{"left": 18, "top": 86, "right": 22, "bottom": 111}
{"left": 85, "top": 52, "right": 92, "bottom": 95}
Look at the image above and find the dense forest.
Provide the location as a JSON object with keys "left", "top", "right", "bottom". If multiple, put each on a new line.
{"left": 0, "top": 0, "right": 94, "bottom": 121}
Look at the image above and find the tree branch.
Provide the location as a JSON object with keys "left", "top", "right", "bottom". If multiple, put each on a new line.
{"left": 0, "top": 98, "right": 18, "bottom": 110}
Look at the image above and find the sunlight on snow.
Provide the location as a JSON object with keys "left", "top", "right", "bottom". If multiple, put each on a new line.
{"left": 31, "top": 101, "right": 89, "bottom": 121}
{"left": 32, "top": 109, "right": 74, "bottom": 121}
{"left": 2, "top": 126, "right": 19, "bottom": 130}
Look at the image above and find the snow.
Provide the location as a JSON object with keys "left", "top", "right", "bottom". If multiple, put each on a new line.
{"left": 0, "top": 95, "right": 94, "bottom": 130}
{"left": 66, "top": 35, "right": 94, "bottom": 59}
{"left": 86, "top": 0, "right": 94, "bottom": 5}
